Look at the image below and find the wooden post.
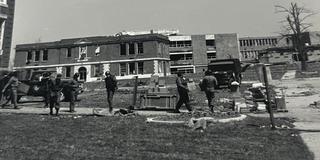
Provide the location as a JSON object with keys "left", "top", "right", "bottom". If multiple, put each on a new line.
{"left": 262, "top": 65, "right": 276, "bottom": 129}
{"left": 132, "top": 76, "right": 138, "bottom": 107}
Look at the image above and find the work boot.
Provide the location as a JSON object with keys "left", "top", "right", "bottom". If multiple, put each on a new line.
{"left": 49, "top": 108, "right": 53, "bottom": 115}
{"left": 55, "top": 108, "right": 59, "bottom": 116}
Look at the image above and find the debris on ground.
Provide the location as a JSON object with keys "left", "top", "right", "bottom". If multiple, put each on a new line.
{"left": 309, "top": 101, "right": 320, "bottom": 109}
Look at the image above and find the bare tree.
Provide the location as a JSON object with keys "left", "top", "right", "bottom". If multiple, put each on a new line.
{"left": 275, "top": 2, "right": 316, "bottom": 71}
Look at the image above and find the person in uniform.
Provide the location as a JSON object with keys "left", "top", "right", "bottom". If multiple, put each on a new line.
{"left": 48, "top": 74, "right": 63, "bottom": 115}
{"left": 201, "top": 70, "right": 218, "bottom": 112}
{"left": 175, "top": 72, "right": 192, "bottom": 113}
{"left": 0, "top": 71, "right": 10, "bottom": 106}
{"left": 1, "top": 71, "right": 21, "bottom": 109}
{"left": 104, "top": 71, "right": 117, "bottom": 113}
{"left": 41, "top": 72, "right": 51, "bottom": 108}
{"left": 68, "top": 73, "right": 79, "bottom": 112}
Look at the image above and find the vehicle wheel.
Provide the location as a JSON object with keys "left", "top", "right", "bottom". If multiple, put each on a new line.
{"left": 59, "top": 92, "right": 65, "bottom": 101}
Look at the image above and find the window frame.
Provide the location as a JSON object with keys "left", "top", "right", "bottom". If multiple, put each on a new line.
{"left": 129, "top": 43, "right": 135, "bottom": 55}
{"left": 120, "top": 44, "right": 126, "bottom": 56}
{"left": 34, "top": 50, "right": 41, "bottom": 62}
{"left": 137, "top": 42, "right": 143, "bottom": 54}
{"left": 66, "top": 48, "right": 72, "bottom": 58}
{"left": 79, "top": 46, "right": 87, "bottom": 60}
{"left": 42, "top": 49, "right": 48, "bottom": 61}
{"left": 65, "top": 66, "right": 71, "bottom": 78}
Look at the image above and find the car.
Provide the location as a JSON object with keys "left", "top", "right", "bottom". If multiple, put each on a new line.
{"left": 15, "top": 70, "right": 83, "bottom": 102}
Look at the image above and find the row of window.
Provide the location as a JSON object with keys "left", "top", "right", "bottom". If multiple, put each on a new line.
{"left": 26, "top": 50, "right": 48, "bottom": 63}
{"left": 239, "top": 38, "right": 277, "bottom": 47}
{"left": 120, "top": 43, "right": 144, "bottom": 56}
{"left": 169, "top": 40, "right": 216, "bottom": 48}
{"left": 241, "top": 50, "right": 259, "bottom": 59}
{"left": 171, "top": 68, "right": 194, "bottom": 74}
{"left": 26, "top": 42, "right": 145, "bottom": 63}
{"left": 119, "top": 62, "right": 144, "bottom": 76}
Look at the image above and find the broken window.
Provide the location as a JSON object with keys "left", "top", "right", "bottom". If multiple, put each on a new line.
{"left": 120, "top": 44, "right": 126, "bottom": 55}
{"left": 95, "top": 46, "right": 100, "bottom": 56}
{"left": 79, "top": 46, "right": 87, "bottom": 60}
{"left": 43, "top": 49, "right": 48, "bottom": 61}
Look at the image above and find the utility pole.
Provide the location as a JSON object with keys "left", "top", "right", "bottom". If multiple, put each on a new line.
{"left": 262, "top": 65, "right": 276, "bottom": 129}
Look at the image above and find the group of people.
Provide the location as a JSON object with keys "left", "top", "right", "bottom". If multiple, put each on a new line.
{"left": 0, "top": 69, "right": 221, "bottom": 115}
{"left": 41, "top": 72, "right": 80, "bottom": 115}
{"left": 0, "top": 71, "right": 80, "bottom": 116}
{"left": 174, "top": 70, "right": 218, "bottom": 113}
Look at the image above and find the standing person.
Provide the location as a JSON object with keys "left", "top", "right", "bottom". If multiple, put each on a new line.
{"left": 68, "top": 73, "right": 79, "bottom": 112}
{"left": 41, "top": 72, "right": 51, "bottom": 108}
{"left": 175, "top": 72, "right": 192, "bottom": 113}
{"left": 1, "top": 71, "right": 21, "bottom": 109}
{"left": 202, "top": 70, "right": 218, "bottom": 112}
{"left": 48, "top": 74, "right": 63, "bottom": 115}
{"left": 0, "top": 72, "right": 10, "bottom": 105}
{"left": 104, "top": 71, "right": 117, "bottom": 113}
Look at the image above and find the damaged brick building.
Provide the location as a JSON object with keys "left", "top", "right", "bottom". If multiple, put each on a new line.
{"left": 14, "top": 34, "right": 170, "bottom": 81}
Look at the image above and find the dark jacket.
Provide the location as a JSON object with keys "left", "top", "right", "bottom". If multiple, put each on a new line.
{"left": 202, "top": 75, "right": 218, "bottom": 92}
{"left": 49, "top": 79, "right": 63, "bottom": 96}
{"left": 105, "top": 75, "right": 117, "bottom": 91}
{"left": 176, "top": 76, "right": 188, "bottom": 93}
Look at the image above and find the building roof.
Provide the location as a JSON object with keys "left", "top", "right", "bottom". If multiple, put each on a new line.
{"left": 16, "top": 34, "right": 169, "bottom": 51}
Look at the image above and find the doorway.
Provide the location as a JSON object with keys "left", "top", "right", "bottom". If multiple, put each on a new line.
{"left": 78, "top": 67, "right": 87, "bottom": 81}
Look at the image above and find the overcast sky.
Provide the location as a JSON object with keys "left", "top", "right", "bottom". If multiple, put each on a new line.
{"left": 12, "top": 0, "right": 320, "bottom": 46}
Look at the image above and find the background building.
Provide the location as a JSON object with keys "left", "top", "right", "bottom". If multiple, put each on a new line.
{"left": 260, "top": 31, "right": 320, "bottom": 64}
{"left": 0, "top": 0, "right": 15, "bottom": 69}
{"left": 14, "top": 34, "right": 170, "bottom": 81}
{"left": 169, "top": 33, "right": 240, "bottom": 74}
{"left": 239, "top": 36, "right": 279, "bottom": 63}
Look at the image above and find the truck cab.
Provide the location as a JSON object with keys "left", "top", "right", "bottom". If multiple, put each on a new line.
{"left": 207, "top": 59, "right": 241, "bottom": 89}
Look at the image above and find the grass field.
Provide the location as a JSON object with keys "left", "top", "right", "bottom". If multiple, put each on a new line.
{"left": 0, "top": 113, "right": 313, "bottom": 160}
